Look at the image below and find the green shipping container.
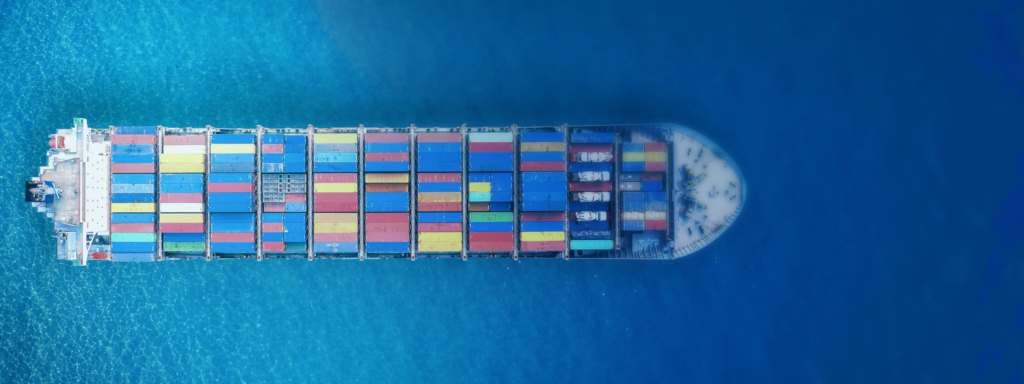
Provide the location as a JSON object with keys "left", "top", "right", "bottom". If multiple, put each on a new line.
{"left": 469, "top": 212, "right": 513, "bottom": 222}
{"left": 570, "top": 240, "right": 614, "bottom": 250}
{"left": 111, "top": 232, "right": 157, "bottom": 243}
{"left": 285, "top": 242, "right": 307, "bottom": 252}
{"left": 163, "top": 242, "right": 205, "bottom": 252}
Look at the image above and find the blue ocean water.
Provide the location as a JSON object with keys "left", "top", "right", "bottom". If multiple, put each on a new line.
{"left": 1, "top": 0, "right": 1022, "bottom": 382}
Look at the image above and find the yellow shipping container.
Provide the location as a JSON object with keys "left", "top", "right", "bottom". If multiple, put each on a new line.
{"left": 417, "top": 192, "right": 461, "bottom": 203}
{"left": 160, "top": 163, "right": 205, "bottom": 173}
{"left": 314, "top": 213, "right": 358, "bottom": 223}
{"left": 644, "top": 152, "right": 667, "bottom": 162}
{"left": 111, "top": 203, "right": 156, "bottom": 213}
{"left": 521, "top": 231, "right": 566, "bottom": 241}
{"left": 418, "top": 232, "right": 462, "bottom": 242}
{"left": 313, "top": 222, "right": 359, "bottom": 233}
{"left": 210, "top": 144, "right": 256, "bottom": 154}
{"left": 622, "top": 152, "right": 645, "bottom": 162}
{"left": 468, "top": 182, "right": 490, "bottom": 192}
{"left": 314, "top": 133, "right": 357, "bottom": 144}
{"left": 313, "top": 183, "right": 358, "bottom": 193}
{"left": 159, "top": 153, "right": 205, "bottom": 163}
{"left": 520, "top": 142, "right": 564, "bottom": 152}
{"left": 365, "top": 173, "right": 409, "bottom": 183}
{"left": 417, "top": 242, "right": 462, "bottom": 252}
{"left": 160, "top": 213, "right": 204, "bottom": 223}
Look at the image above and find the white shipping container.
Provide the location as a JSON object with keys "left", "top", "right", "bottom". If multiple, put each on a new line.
{"left": 159, "top": 203, "right": 204, "bottom": 212}
{"left": 645, "top": 211, "right": 667, "bottom": 220}
{"left": 162, "top": 145, "right": 206, "bottom": 154}
{"left": 621, "top": 211, "right": 644, "bottom": 220}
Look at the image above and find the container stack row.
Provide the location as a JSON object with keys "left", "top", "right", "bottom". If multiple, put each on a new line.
{"left": 567, "top": 133, "right": 616, "bottom": 250}
{"left": 312, "top": 133, "right": 359, "bottom": 254}
{"left": 262, "top": 133, "right": 308, "bottom": 253}
{"left": 209, "top": 134, "right": 257, "bottom": 254}
{"left": 620, "top": 142, "right": 669, "bottom": 232}
{"left": 518, "top": 132, "right": 567, "bottom": 252}
{"left": 416, "top": 133, "right": 463, "bottom": 253}
{"left": 313, "top": 172, "right": 357, "bottom": 253}
{"left": 159, "top": 134, "right": 206, "bottom": 254}
{"left": 466, "top": 132, "right": 515, "bottom": 252}
{"left": 364, "top": 133, "right": 410, "bottom": 253}
{"left": 109, "top": 126, "right": 159, "bottom": 262}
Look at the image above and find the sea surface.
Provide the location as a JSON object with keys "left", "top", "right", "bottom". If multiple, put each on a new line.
{"left": 1, "top": 0, "right": 1022, "bottom": 382}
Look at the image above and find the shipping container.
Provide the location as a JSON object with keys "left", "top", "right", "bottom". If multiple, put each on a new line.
{"left": 110, "top": 223, "right": 156, "bottom": 233}
{"left": 112, "top": 134, "right": 157, "bottom": 144}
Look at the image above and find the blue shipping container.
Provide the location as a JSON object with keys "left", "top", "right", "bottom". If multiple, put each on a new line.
{"left": 116, "top": 126, "right": 157, "bottom": 135}
{"left": 262, "top": 134, "right": 285, "bottom": 144}
{"left": 365, "top": 242, "right": 409, "bottom": 253}
{"left": 469, "top": 222, "right": 514, "bottom": 232}
{"left": 365, "top": 192, "right": 409, "bottom": 202}
{"left": 418, "top": 212, "right": 462, "bottom": 223}
{"left": 211, "top": 243, "right": 256, "bottom": 253}
{"left": 641, "top": 181, "right": 664, "bottom": 191}
{"left": 213, "top": 154, "right": 256, "bottom": 163}
{"left": 622, "top": 143, "right": 645, "bottom": 152}
{"left": 111, "top": 193, "right": 155, "bottom": 203}
{"left": 208, "top": 193, "right": 253, "bottom": 203}
{"left": 209, "top": 173, "right": 255, "bottom": 183}
{"left": 315, "top": 242, "right": 358, "bottom": 253}
{"left": 417, "top": 143, "right": 461, "bottom": 152}
{"left": 160, "top": 174, "right": 203, "bottom": 184}
{"left": 211, "top": 134, "right": 255, "bottom": 144}
{"left": 520, "top": 132, "right": 565, "bottom": 142}
{"left": 314, "top": 143, "right": 357, "bottom": 153}
{"left": 111, "top": 184, "right": 156, "bottom": 194}
{"left": 111, "top": 213, "right": 156, "bottom": 223}
{"left": 521, "top": 172, "right": 567, "bottom": 182}
{"left": 588, "top": 221, "right": 610, "bottom": 230}
{"left": 364, "top": 202, "right": 410, "bottom": 212}
{"left": 164, "top": 233, "right": 205, "bottom": 242}
{"left": 283, "top": 162, "right": 305, "bottom": 173}
{"left": 417, "top": 182, "right": 461, "bottom": 192}
{"left": 489, "top": 202, "right": 512, "bottom": 211}
{"left": 211, "top": 163, "right": 254, "bottom": 173}
{"left": 112, "top": 154, "right": 156, "bottom": 164}
{"left": 262, "top": 232, "right": 284, "bottom": 242}
{"left": 469, "top": 152, "right": 513, "bottom": 163}
{"left": 521, "top": 221, "right": 565, "bottom": 232}
{"left": 313, "top": 162, "right": 358, "bottom": 173}
{"left": 571, "top": 230, "right": 613, "bottom": 240}
{"left": 285, "top": 203, "right": 306, "bottom": 212}
{"left": 417, "top": 152, "right": 462, "bottom": 162}
{"left": 365, "top": 162, "right": 410, "bottom": 172}
{"left": 314, "top": 153, "right": 357, "bottom": 163}
{"left": 159, "top": 183, "right": 203, "bottom": 194}
{"left": 211, "top": 213, "right": 255, "bottom": 222}
{"left": 417, "top": 162, "right": 461, "bottom": 172}
{"left": 520, "top": 152, "right": 565, "bottom": 162}
{"left": 364, "top": 143, "right": 409, "bottom": 153}
{"left": 111, "top": 144, "right": 155, "bottom": 154}
{"left": 207, "top": 203, "right": 254, "bottom": 213}
{"left": 110, "top": 253, "right": 156, "bottom": 262}
{"left": 569, "top": 221, "right": 589, "bottom": 230}
{"left": 113, "top": 174, "right": 156, "bottom": 184}
{"left": 622, "top": 221, "right": 645, "bottom": 231}
{"left": 622, "top": 162, "right": 645, "bottom": 172}
{"left": 568, "top": 163, "right": 613, "bottom": 172}
{"left": 111, "top": 242, "right": 157, "bottom": 253}
{"left": 211, "top": 222, "right": 256, "bottom": 232}
{"left": 468, "top": 162, "right": 513, "bottom": 172}
{"left": 520, "top": 201, "right": 567, "bottom": 211}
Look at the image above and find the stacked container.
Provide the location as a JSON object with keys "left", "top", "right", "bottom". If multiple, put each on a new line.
{"left": 262, "top": 133, "right": 308, "bottom": 253}
{"left": 159, "top": 134, "right": 206, "bottom": 254}
{"left": 313, "top": 173, "right": 358, "bottom": 253}
{"left": 262, "top": 134, "right": 307, "bottom": 173}
{"left": 312, "top": 133, "right": 359, "bottom": 254}
{"left": 468, "top": 212, "right": 514, "bottom": 251}
{"left": 518, "top": 131, "right": 567, "bottom": 253}
{"left": 620, "top": 142, "right": 669, "bottom": 232}
{"left": 416, "top": 133, "right": 463, "bottom": 253}
{"left": 468, "top": 132, "right": 513, "bottom": 172}
{"left": 209, "top": 134, "right": 257, "bottom": 254}
{"left": 313, "top": 133, "right": 358, "bottom": 172}
{"left": 109, "top": 126, "right": 158, "bottom": 262}
{"left": 567, "top": 133, "right": 616, "bottom": 250}
{"left": 364, "top": 133, "right": 410, "bottom": 253}
{"left": 622, "top": 142, "right": 667, "bottom": 172}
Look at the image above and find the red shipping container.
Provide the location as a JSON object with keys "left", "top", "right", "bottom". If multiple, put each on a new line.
{"left": 365, "top": 184, "right": 408, "bottom": 192}
{"left": 212, "top": 232, "right": 255, "bottom": 242}
{"left": 365, "top": 152, "right": 409, "bottom": 162}
{"left": 366, "top": 213, "right": 409, "bottom": 223}
{"left": 417, "top": 133, "right": 461, "bottom": 143}
{"left": 519, "top": 212, "right": 565, "bottom": 221}
{"left": 261, "top": 144, "right": 284, "bottom": 153}
{"left": 160, "top": 193, "right": 203, "bottom": 203}
{"left": 569, "top": 182, "right": 612, "bottom": 192}
{"left": 111, "top": 223, "right": 155, "bottom": 233}
{"left": 418, "top": 222, "right": 462, "bottom": 232}
{"left": 417, "top": 173, "right": 461, "bottom": 183}
{"left": 164, "top": 135, "right": 205, "bottom": 145}
{"left": 285, "top": 193, "right": 306, "bottom": 203}
{"left": 263, "top": 242, "right": 286, "bottom": 252}
{"left": 314, "top": 232, "right": 358, "bottom": 242}
{"left": 468, "top": 202, "right": 489, "bottom": 211}
{"left": 417, "top": 202, "right": 461, "bottom": 212}
{"left": 111, "top": 163, "right": 156, "bottom": 173}
{"left": 644, "top": 220, "right": 667, "bottom": 231}
{"left": 160, "top": 223, "right": 205, "bottom": 233}
{"left": 313, "top": 202, "right": 359, "bottom": 212}
{"left": 519, "top": 241, "right": 564, "bottom": 252}
{"left": 314, "top": 193, "right": 358, "bottom": 203}
{"left": 264, "top": 203, "right": 286, "bottom": 212}
{"left": 314, "top": 173, "right": 357, "bottom": 183}
{"left": 208, "top": 183, "right": 253, "bottom": 193}
{"left": 366, "top": 223, "right": 410, "bottom": 233}
{"left": 262, "top": 222, "right": 284, "bottom": 232}
{"left": 468, "top": 142, "right": 513, "bottom": 152}
{"left": 520, "top": 162, "right": 565, "bottom": 171}
{"left": 112, "top": 135, "right": 157, "bottom": 145}
{"left": 366, "top": 232, "right": 409, "bottom": 242}
{"left": 365, "top": 133, "right": 408, "bottom": 143}
{"left": 644, "top": 162, "right": 667, "bottom": 172}
{"left": 568, "top": 144, "right": 613, "bottom": 157}
{"left": 644, "top": 142, "right": 666, "bottom": 152}
{"left": 470, "top": 232, "right": 514, "bottom": 242}
{"left": 641, "top": 173, "right": 663, "bottom": 181}
{"left": 469, "top": 242, "right": 515, "bottom": 252}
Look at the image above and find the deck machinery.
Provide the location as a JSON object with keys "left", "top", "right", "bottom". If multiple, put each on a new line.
{"left": 27, "top": 119, "right": 745, "bottom": 265}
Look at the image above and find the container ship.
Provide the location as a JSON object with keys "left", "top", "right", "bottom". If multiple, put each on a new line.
{"left": 26, "top": 118, "right": 744, "bottom": 264}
